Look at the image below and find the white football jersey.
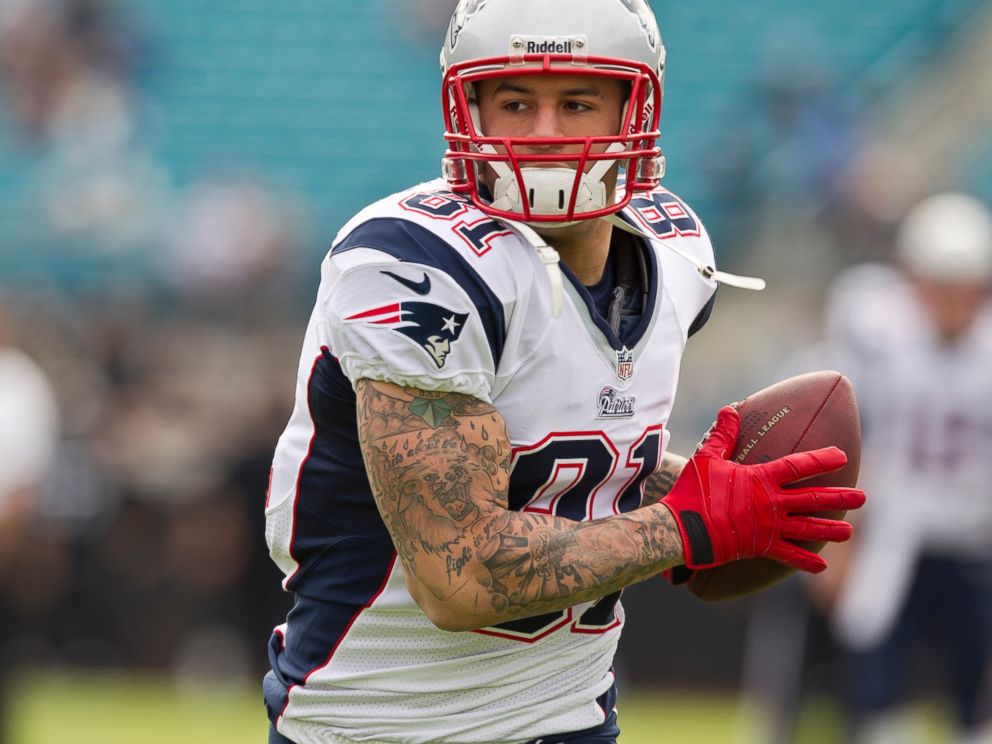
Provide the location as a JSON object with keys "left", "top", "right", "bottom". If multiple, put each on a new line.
{"left": 264, "top": 179, "right": 716, "bottom": 744}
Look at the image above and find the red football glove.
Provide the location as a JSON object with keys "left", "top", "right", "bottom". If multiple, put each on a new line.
{"left": 660, "top": 406, "right": 865, "bottom": 574}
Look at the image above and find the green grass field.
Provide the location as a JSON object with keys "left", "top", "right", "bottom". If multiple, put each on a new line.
{"left": 4, "top": 671, "right": 954, "bottom": 743}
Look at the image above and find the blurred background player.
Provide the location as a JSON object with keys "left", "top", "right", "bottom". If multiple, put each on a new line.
{"left": 828, "top": 193, "right": 992, "bottom": 744}
{"left": 261, "top": 1, "right": 863, "bottom": 742}
{"left": 736, "top": 193, "right": 992, "bottom": 744}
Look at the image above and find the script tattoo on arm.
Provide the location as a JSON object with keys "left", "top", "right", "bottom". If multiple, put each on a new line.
{"left": 641, "top": 452, "right": 688, "bottom": 507}
{"left": 356, "top": 378, "right": 686, "bottom": 631}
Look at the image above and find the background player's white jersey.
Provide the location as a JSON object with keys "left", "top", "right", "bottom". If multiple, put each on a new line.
{"left": 820, "top": 265, "right": 992, "bottom": 649}
{"left": 264, "top": 179, "right": 716, "bottom": 744}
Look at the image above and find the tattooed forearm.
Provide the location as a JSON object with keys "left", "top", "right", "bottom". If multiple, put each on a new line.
{"left": 641, "top": 452, "right": 688, "bottom": 507}
{"left": 356, "top": 378, "right": 687, "bottom": 631}
{"left": 473, "top": 508, "right": 684, "bottom": 622}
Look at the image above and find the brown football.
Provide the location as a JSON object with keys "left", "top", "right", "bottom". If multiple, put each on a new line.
{"left": 686, "top": 370, "right": 861, "bottom": 602}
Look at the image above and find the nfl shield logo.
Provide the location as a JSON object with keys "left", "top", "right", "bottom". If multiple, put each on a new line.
{"left": 615, "top": 347, "right": 634, "bottom": 381}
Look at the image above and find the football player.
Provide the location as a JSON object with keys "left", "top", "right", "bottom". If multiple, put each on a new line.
{"left": 263, "top": 2, "right": 865, "bottom": 742}
{"left": 828, "top": 193, "right": 992, "bottom": 744}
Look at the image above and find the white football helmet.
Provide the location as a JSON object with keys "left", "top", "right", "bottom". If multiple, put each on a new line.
{"left": 897, "top": 193, "right": 992, "bottom": 282}
{"left": 440, "top": 0, "right": 666, "bottom": 225}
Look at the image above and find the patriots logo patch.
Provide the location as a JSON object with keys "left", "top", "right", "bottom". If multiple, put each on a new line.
{"left": 344, "top": 302, "right": 469, "bottom": 369}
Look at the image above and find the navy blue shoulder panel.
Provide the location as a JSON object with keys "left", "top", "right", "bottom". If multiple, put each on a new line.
{"left": 332, "top": 217, "right": 506, "bottom": 368}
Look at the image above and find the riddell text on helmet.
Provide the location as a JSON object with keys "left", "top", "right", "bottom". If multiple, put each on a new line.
{"left": 525, "top": 40, "right": 576, "bottom": 54}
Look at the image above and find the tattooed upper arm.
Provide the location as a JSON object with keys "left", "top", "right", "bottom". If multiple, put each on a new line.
{"left": 355, "top": 379, "right": 512, "bottom": 606}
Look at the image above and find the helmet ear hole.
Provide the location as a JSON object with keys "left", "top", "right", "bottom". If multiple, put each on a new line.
{"left": 528, "top": 189, "right": 536, "bottom": 208}
{"left": 558, "top": 191, "right": 565, "bottom": 210}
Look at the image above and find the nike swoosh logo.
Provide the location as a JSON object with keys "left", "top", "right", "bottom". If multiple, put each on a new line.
{"left": 381, "top": 270, "right": 431, "bottom": 295}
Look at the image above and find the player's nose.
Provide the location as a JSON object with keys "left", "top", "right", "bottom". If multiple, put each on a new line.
{"left": 526, "top": 103, "right": 566, "bottom": 144}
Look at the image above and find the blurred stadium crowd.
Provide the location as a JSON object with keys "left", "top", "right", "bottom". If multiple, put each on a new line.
{"left": 1, "top": 0, "right": 992, "bottom": 739}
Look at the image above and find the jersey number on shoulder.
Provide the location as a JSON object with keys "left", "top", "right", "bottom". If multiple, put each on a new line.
{"left": 476, "top": 427, "right": 663, "bottom": 642}
{"left": 629, "top": 191, "right": 700, "bottom": 240}
{"left": 399, "top": 192, "right": 512, "bottom": 257}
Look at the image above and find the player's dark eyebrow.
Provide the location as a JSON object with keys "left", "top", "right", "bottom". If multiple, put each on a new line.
{"left": 490, "top": 81, "right": 604, "bottom": 97}
{"left": 560, "top": 86, "right": 604, "bottom": 97}
{"left": 491, "top": 81, "right": 535, "bottom": 95}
